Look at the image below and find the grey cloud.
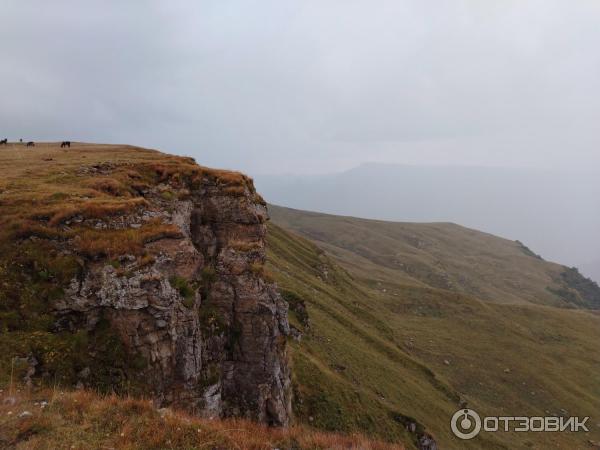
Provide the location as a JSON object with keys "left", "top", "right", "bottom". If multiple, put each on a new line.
{"left": 2, "top": 0, "right": 600, "bottom": 173}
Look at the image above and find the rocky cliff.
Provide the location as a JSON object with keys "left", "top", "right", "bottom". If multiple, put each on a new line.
{"left": 0, "top": 144, "right": 291, "bottom": 425}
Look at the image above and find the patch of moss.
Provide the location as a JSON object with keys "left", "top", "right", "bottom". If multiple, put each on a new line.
{"left": 169, "top": 276, "right": 196, "bottom": 307}
{"left": 160, "top": 190, "right": 175, "bottom": 201}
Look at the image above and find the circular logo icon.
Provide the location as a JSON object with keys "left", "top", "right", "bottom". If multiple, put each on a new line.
{"left": 451, "top": 409, "right": 482, "bottom": 440}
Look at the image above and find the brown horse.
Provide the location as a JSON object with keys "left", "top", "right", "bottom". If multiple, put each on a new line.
{"left": 60, "top": 141, "right": 71, "bottom": 148}
{"left": 26, "top": 141, "right": 35, "bottom": 147}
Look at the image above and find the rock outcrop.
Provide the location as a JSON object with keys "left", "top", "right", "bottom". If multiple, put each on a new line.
{"left": 50, "top": 165, "right": 292, "bottom": 425}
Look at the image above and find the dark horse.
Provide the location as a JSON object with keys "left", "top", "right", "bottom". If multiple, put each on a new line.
{"left": 26, "top": 141, "right": 35, "bottom": 147}
{"left": 60, "top": 141, "right": 71, "bottom": 148}
{"left": 0, "top": 139, "right": 7, "bottom": 145}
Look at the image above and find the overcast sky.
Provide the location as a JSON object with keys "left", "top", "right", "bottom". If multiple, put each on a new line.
{"left": 1, "top": 1, "right": 599, "bottom": 174}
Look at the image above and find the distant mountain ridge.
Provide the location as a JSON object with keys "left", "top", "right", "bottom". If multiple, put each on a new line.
{"left": 255, "top": 163, "right": 600, "bottom": 268}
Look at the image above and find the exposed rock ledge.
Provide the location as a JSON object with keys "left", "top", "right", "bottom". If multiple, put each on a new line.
{"left": 52, "top": 170, "right": 292, "bottom": 425}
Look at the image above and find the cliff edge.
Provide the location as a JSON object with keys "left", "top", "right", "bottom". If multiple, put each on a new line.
{"left": 0, "top": 143, "right": 291, "bottom": 425}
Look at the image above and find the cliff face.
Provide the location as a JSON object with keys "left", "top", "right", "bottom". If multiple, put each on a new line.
{"left": 0, "top": 145, "right": 291, "bottom": 426}
{"left": 63, "top": 175, "right": 291, "bottom": 424}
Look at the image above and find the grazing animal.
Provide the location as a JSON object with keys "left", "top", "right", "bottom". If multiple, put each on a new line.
{"left": 0, "top": 139, "right": 7, "bottom": 145}
{"left": 60, "top": 141, "right": 71, "bottom": 148}
{"left": 26, "top": 141, "right": 35, "bottom": 147}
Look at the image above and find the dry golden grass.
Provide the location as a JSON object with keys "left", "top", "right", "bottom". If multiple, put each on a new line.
{"left": 46, "top": 198, "right": 149, "bottom": 226}
{"left": 0, "top": 387, "right": 403, "bottom": 450}
{"left": 85, "top": 177, "right": 128, "bottom": 196}
{"left": 75, "top": 223, "right": 183, "bottom": 258}
{"left": 0, "top": 142, "right": 254, "bottom": 224}
{"left": 223, "top": 185, "right": 247, "bottom": 196}
{"left": 228, "top": 238, "right": 262, "bottom": 252}
{"left": 12, "top": 221, "right": 72, "bottom": 241}
{"left": 0, "top": 142, "right": 259, "bottom": 261}
{"left": 208, "top": 169, "right": 251, "bottom": 187}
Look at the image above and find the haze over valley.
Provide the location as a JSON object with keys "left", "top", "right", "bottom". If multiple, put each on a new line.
{"left": 256, "top": 163, "right": 600, "bottom": 280}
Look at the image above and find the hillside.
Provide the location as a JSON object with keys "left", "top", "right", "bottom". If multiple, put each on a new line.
{"left": 269, "top": 205, "right": 600, "bottom": 309}
{"left": 266, "top": 207, "right": 600, "bottom": 449}
{"left": 1, "top": 143, "right": 599, "bottom": 450}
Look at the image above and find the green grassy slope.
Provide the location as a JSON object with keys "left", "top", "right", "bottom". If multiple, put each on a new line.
{"left": 266, "top": 217, "right": 600, "bottom": 449}
{"left": 269, "top": 205, "right": 600, "bottom": 309}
